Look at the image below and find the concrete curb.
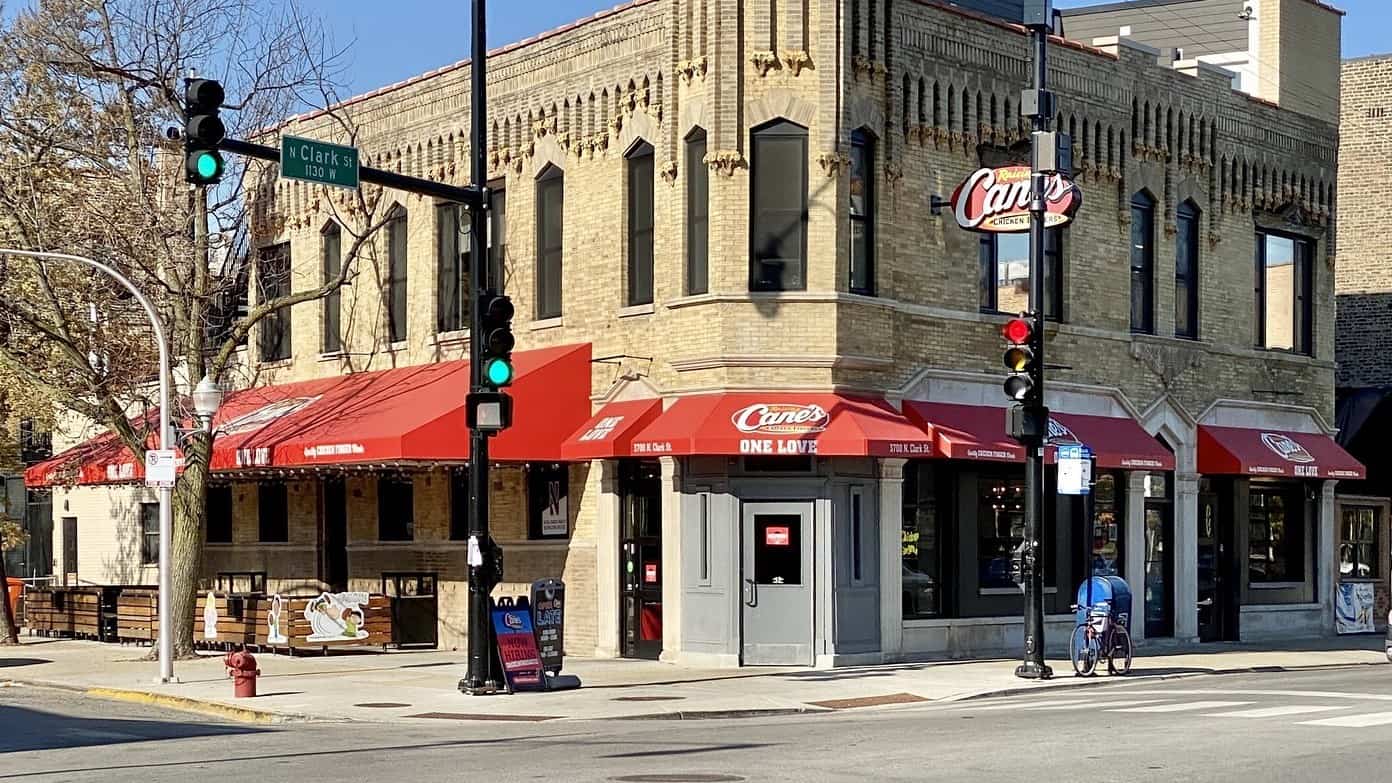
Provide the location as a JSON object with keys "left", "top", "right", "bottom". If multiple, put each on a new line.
{"left": 610, "top": 706, "right": 833, "bottom": 721}
{"left": 83, "top": 687, "right": 300, "bottom": 724}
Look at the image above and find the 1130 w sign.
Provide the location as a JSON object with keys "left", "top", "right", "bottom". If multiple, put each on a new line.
{"left": 949, "top": 165, "right": 1080, "bottom": 233}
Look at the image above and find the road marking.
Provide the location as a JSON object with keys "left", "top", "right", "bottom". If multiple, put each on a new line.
{"left": 1297, "top": 711, "right": 1392, "bottom": 728}
{"left": 1026, "top": 699, "right": 1169, "bottom": 711}
{"left": 1202, "top": 705, "right": 1347, "bottom": 718}
{"left": 1107, "top": 700, "right": 1252, "bottom": 713}
{"left": 970, "top": 699, "right": 1099, "bottom": 711}
{"left": 1109, "top": 688, "right": 1392, "bottom": 702}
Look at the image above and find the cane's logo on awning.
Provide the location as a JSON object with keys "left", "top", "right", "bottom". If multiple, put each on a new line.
{"left": 732, "top": 403, "right": 830, "bottom": 435}
{"left": 1047, "top": 418, "right": 1080, "bottom": 444}
{"left": 1261, "top": 432, "right": 1315, "bottom": 464}
{"left": 219, "top": 395, "right": 322, "bottom": 436}
{"left": 949, "top": 165, "right": 1081, "bottom": 233}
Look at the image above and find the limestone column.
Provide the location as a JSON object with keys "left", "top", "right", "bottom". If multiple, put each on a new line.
{"left": 593, "top": 460, "right": 621, "bottom": 658}
{"left": 1125, "top": 471, "right": 1147, "bottom": 642}
{"left": 1174, "top": 472, "right": 1201, "bottom": 641}
{"left": 1319, "top": 481, "right": 1337, "bottom": 633}
{"left": 878, "top": 458, "right": 906, "bottom": 661}
{"left": 659, "top": 456, "right": 685, "bottom": 662}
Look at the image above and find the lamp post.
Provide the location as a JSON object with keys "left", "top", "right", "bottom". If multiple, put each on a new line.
{"left": 0, "top": 248, "right": 179, "bottom": 683}
{"left": 191, "top": 374, "right": 224, "bottom": 430}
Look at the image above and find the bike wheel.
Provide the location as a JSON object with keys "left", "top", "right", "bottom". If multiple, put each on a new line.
{"left": 1107, "top": 626, "right": 1133, "bottom": 675}
{"left": 1070, "top": 624, "right": 1098, "bottom": 676}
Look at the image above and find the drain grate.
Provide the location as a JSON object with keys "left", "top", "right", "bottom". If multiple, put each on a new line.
{"left": 406, "top": 712, "right": 556, "bottom": 722}
{"left": 612, "top": 696, "right": 687, "bottom": 702}
{"left": 611, "top": 776, "right": 746, "bottom": 783}
{"left": 354, "top": 702, "right": 411, "bottom": 708}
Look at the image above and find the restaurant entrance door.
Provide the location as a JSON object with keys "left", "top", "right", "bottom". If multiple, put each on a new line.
{"left": 619, "top": 460, "right": 663, "bottom": 659}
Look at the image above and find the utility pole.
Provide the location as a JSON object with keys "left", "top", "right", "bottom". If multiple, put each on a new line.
{"left": 1016, "top": 0, "right": 1056, "bottom": 681}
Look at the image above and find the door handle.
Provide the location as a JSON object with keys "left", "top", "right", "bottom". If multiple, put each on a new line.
{"left": 743, "top": 578, "right": 757, "bottom": 607}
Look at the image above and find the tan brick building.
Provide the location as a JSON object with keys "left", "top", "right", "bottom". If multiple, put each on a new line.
{"left": 32, "top": 0, "right": 1362, "bottom": 664}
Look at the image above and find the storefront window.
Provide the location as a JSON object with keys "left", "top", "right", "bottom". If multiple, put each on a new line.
{"left": 978, "top": 472, "right": 1026, "bottom": 591}
{"left": 1143, "top": 472, "right": 1173, "bottom": 638}
{"left": 529, "top": 464, "right": 570, "bottom": 539}
{"left": 902, "top": 463, "right": 941, "bottom": 618}
{"left": 1249, "top": 485, "right": 1306, "bottom": 583}
{"left": 1091, "top": 473, "right": 1121, "bottom": 576}
{"left": 1340, "top": 506, "right": 1380, "bottom": 580}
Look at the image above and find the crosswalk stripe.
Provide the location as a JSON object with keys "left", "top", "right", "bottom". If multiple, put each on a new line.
{"left": 1202, "top": 705, "right": 1347, "bottom": 718}
{"left": 971, "top": 699, "right": 1097, "bottom": 711}
{"left": 1026, "top": 699, "right": 1168, "bottom": 711}
{"left": 1107, "top": 700, "right": 1252, "bottom": 713}
{"left": 1297, "top": 711, "right": 1392, "bottom": 728}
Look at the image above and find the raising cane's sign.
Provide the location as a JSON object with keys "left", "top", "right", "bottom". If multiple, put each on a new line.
{"left": 949, "top": 165, "right": 1081, "bottom": 233}
{"left": 732, "top": 403, "right": 829, "bottom": 456}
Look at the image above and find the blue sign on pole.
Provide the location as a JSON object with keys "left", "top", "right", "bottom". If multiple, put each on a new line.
{"left": 1057, "top": 444, "right": 1092, "bottom": 495}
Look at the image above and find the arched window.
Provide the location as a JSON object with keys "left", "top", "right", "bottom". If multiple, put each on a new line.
{"left": 750, "top": 119, "right": 809, "bottom": 291}
{"left": 849, "top": 129, "right": 876, "bottom": 296}
{"left": 321, "top": 222, "right": 343, "bottom": 353}
{"left": 685, "top": 128, "right": 709, "bottom": 295}
{"left": 536, "top": 165, "right": 565, "bottom": 319}
{"left": 1130, "top": 191, "right": 1156, "bottom": 334}
{"left": 386, "top": 205, "right": 409, "bottom": 342}
{"left": 626, "top": 141, "right": 655, "bottom": 306}
{"left": 1175, "top": 201, "right": 1200, "bottom": 339}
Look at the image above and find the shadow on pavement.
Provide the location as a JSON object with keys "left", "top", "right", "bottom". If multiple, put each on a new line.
{"left": 0, "top": 658, "right": 51, "bottom": 669}
{"left": 0, "top": 703, "right": 265, "bottom": 753}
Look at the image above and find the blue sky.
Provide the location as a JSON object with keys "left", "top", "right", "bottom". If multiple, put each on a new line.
{"left": 329, "top": 0, "right": 1389, "bottom": 97}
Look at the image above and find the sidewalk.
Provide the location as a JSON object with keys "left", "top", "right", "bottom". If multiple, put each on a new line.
{"left": 1, "top": 635, "right": 1385, "bottom": 724}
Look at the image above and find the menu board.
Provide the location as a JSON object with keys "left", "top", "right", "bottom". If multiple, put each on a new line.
{"left": 531, "top": 579, "right": 566, "bottom": 674}
{"left": 491, "top": 599, "right": 544, "bottom": 691}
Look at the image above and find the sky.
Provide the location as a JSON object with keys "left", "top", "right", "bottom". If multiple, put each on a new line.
{"left": 326, "top": 0, "right": 1391, "bottom": 98}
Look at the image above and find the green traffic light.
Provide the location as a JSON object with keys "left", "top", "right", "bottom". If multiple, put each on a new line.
{"left": 484, "top": 357, "right": 514, "bottom": 386}
{"left": 195, "top": 151, "right": 222, "bottom": 180}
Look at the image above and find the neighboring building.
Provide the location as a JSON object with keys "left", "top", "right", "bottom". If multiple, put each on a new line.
{"left": 1333, "top": 54, "right": 1392, "bottom": 631}
{"left": 29, "top": 0, "right": 1356, "bottom": 664}
{"left": 1060, "top": 0, "right": 1342, "bottom": 124}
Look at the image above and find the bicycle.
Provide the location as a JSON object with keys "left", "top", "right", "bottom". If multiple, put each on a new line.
{"left": 1069, "top": 600, "right": 1133, "bottom": 677}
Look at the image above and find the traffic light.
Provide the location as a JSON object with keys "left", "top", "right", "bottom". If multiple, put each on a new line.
{"left": 478, "top": 292, "right": 515, "bottom": 388}
{"left": 1001, "top": 315, "right": 1038, "bottom": 402}
{"left": 183, "top": 78, "right": 225, "bottom": 185}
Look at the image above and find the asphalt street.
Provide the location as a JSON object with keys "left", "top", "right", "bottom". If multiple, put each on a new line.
{"left": 3, "top": 665, "right": 1392, "bottom": 782}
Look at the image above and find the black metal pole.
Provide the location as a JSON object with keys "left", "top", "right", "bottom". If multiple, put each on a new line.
{"left": 462, "top": 0, "right": 497, "bottom": 695}
{"left": 1016, "top": 9, "right": 1053, "bottom": 681}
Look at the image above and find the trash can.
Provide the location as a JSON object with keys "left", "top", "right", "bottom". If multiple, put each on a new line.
{"left": 5, "top": 578, "right": 20, "bottom": 620}
{"left": 1075, "top": 575, "right": 1132, "bottom": 632}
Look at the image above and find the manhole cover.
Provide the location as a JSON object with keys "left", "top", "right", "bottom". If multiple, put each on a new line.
{"left": 612, "top": 696, "right": 687, "bottom": 702}
{"left": 611, "top": 776, "right": 746, "bottom": 783}
{"left": 354, "top": 702, "right": 411, "bottom": 708}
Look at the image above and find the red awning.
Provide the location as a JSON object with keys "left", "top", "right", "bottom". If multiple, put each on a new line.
{"left": 26, "top": 344, "right": 591, "bottom": 486}
{"left": 903, "top": 402, "right": 1024, "bottom": 463}
{"left": 559, "top": 398, "right": 665, "bottom": 460}
{"left": 1049, "top": 412, "right": 1175, "bottom": 471}
{"left": 1198, "top": 425, "right": 1365, "bottom": 480}
{"left": 211, "top": 343, "right": 591, "bottom": 469}
{"left": 627, "top": 393, "right": 934, "bottom": 458}
{"left": 903, "top": 403, "right": 1175, "bottom": 470}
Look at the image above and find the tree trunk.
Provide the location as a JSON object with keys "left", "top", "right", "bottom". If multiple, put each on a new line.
{"left": 169, "top": 433, "right": 211, "bottom": 659}
{"left": 0, "top": 544, "right": 18, "bottom": 644}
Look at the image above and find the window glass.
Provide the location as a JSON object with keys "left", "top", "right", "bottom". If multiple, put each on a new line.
{"left": 978, "top": 472, "right": 1027, "bottom": 590}
{"left": 750, "top": 121, "right": 808, "bottom": 291}
{"left": 686, "top": 130, "right": 709, "bottom": 295}
{"left": 387, "top": 208, "right": 408, "bottom": 342}
{"left": 1256, "top": 232, "right": 1313, "bottom": 354}
{"left": 754, "top": 514, "right": 802, "bottom": 585}
{"left": 902, "top": 462, "right": 941, "bottom": 618}
{"left": 258, "top": 483, "right": 288, "bottom": 542}
{"left": 1130, "top": 192, "right": 1155, "bottom": 334}
{"left": 528, "top": 463, "right": 570, "bottom": 539}
{"left": 322, "top": 225, "right": 342, "bottom": 353}
{"left": 140, "top": 502, "right": 159, "bottom": 565}
{"left": 1340, "top": 506, "right": 1379, "bottom": 579}
{"left": 627, "top": 143, "right": 655, "bottom": 306}
{"left": 1092, "top": 473, "right": 1121, "bottom": 577}
{"left": 206, "top": 485, "right": 233, "bottom": 543}
{"left": 979, "top": 231, "right": 1062, "bottom": 318}
{"left": 488, "top": 186, "right": 506, "bottom": 293}
{"left": 849, "top": 130, "right": 875, "bottom": 296}
{"left": 257, "top": 243, "right": 292, "bottom": 361}
{"left": 536, "top": 168, "right": 564, "bottom": 319}
{"left": 378, "top": 476, "right": 415, "bottom": 541}
{"left": 436, "top": 203, "right": 467, "bottom": 333}
{"left": 1249, "top": 485, "right": 1306, "bottom": 583}
{"left": 1176, "top": 203, "right": 1199, "bottom": 339}
{"left": 449, "top": 469, "right": 469, "bottom": 541}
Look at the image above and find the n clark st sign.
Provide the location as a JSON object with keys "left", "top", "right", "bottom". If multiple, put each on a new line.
{"left": 280, "top": 135, "right": 361, "bottom": 190}
{"left": 949, "top": 165, "right": 1080, "bottom": 233}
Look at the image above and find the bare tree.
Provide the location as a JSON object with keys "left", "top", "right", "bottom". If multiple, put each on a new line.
{"left": 0, "top": 0, "right": 388, "bottom": 657}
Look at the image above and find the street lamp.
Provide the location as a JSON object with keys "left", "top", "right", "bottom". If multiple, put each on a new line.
{"left": 0, "top": 248, "right": 179, "bottom": 683}
{"left": 191, "top": 374, "right": 224, "bottom": 430}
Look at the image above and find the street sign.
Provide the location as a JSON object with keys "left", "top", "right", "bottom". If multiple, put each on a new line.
{"left": 144, "top": 449, "right": 177, "bottom": 488}
{"left": 280, "top": 135, "right": 359, "bottom": 190}
{"left": 1056, "top": 444, "right": 1092, "bottom": 495}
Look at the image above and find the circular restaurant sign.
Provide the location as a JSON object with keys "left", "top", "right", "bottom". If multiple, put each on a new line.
{"left": 949, "top": 165, "right": 1081, "bottom": 233}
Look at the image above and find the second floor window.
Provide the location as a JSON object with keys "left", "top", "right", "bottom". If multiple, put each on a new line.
{"left": 488, "top": 185, "right": 507, "bottom": 292}
{"left": 686, "top": 128, "right": 709, "bottom": 295}
{"left": 849, "top": 129, "right": 876, "bottom": 296}
{"left": 627, "top": 142, "right": 655, "bottom": 306}
{"left": 257, "top": 242, "right": 291, "bottom": 362}
{"left": 750, "top": 119, "right": 808, "bottom": 292}
{"left": 322, "top": 223, "right": 342, "bottom": 353}
{"left": 436, "top": 203, "right": 468, "bottom": 333}
{"left": 979, "top": 230, "right": 1062, "bottom": 318}
{"left": 1256, "top": 230, "right": 1313, "bottom": 354}
{"left": 1130, "top": 191, "right": 1156, "bottom": 334}
{"left": 536, "top": 165, "right": 564, "bottom": 319}
{"left": 1175, "top": 201, "right": 1200, "bottom": 340}
{"left": 386, "top": 207, "right": 408, "bottom": 342}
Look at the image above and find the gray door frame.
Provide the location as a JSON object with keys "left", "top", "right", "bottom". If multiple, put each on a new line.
{"left": 740, "top": 500, "right": 815, "bottom": 665}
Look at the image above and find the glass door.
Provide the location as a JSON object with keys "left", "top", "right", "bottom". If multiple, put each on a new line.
{"left": 620, "top": 461, "right": 663, "bottom": 659}
{"left": 1143, "top": 473, "right": 1173, "bottom": 638}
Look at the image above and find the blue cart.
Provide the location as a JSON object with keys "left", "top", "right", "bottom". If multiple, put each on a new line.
{"left": 1070, "top": 575, "right": 1134, "bottom": 676}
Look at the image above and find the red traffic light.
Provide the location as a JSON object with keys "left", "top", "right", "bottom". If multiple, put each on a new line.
{"left": 1002, "top": 317, "right": 1032, "bottom": 345}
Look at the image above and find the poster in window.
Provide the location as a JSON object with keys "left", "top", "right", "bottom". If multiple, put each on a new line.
{"left": 542, "top": 478, "right": 568, "bottom": 536}
{"left": 530, "top": 464, "right": 570, "bottom": 538}
{"left": 1336, "top": 582, "right": 1377, "bottom": 634}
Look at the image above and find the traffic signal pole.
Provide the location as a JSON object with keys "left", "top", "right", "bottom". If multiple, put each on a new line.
{"left": 1017, "top": 2, "right": 1054, "bottom": 681}
{"left": 461, "top": 0, "right": 500, "bottom": 696}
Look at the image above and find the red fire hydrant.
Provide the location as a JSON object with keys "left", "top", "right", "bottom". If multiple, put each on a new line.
{"left": 225, "top": 649, "right": 260, "bottom": 698}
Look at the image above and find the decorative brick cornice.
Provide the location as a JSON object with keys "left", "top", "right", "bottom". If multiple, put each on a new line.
{"left": 817, "top": 152, "right": 850, "bottom": 177}
{"left": 660, "top": 160, "right": 677, "bottom": 184}
{"left": 751, "top": 50, "right": 781, "bottom": 77}
{"left": 677, "top": 56, "right": 708, "bottom": 83}
{"left": 780, "top": 49, "right": 812, "bottom": 76}
{"left": 705, "top": 150, "right": 746, "bottom": 176}
{"left": 851, "top": 56, "right": 886, "bottom": 81}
